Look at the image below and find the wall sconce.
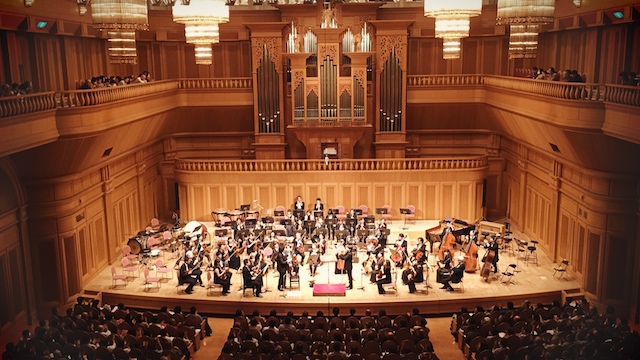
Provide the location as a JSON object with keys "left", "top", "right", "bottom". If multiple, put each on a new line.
{"left": 24, "top": 0, "right": 35, "bottom": 6}
{"left": 573, "top": 0, "right": 581, "bottom": 7}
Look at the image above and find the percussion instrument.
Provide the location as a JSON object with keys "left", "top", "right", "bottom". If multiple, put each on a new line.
{"left": 127, "top": 238, "right": 142, "bottom": 255}
{"left": 212, "top": 209, "right": 229, "bottom": 222}
{"left": 228, "top": 211, "right": 244, "bottom": 222}
{"left": 246, "top": 210, "right": 259, "bottom": 218}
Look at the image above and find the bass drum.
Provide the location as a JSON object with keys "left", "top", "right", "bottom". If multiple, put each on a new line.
{"left": 127, "top": 238, "right": 142, "bottom": 255}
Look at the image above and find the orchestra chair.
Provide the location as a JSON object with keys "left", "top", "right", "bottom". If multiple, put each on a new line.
{"left": 155, "top": 259, "right": 173, "bottom": 280}
{"left": 111, "top": 266, "right": 128, "bottom": 288}
{"left": 553, "top": 259, "right": 570, "bottom": 280}
{"left": 359, "top": 205, "right": 369, "bottom": 218}
{"left": 122, "top": 245, "right": 139, "bottom": 263}
{"left": 525, "top": 240, "right": 539, "bottom": 266}
{"left": 405, "top": 205, "right": 416, "bottom": 224}
{"left": 241, "top": 273, "right": 255, "bottom": 297}
{"left": 381, "top": 268, "right": 398, "bottom": 296}
{"left": 147, "top": 237, "right": 162, "bottom": 257}
{"left": 290, "top": 271, "right": 300, "bottom": 289}
{"left": 150, "top": 218, "right": 160, "bottom": 231}
{"left": 500, "top": 264, "right": 517, "bottom": 285}
{"left": 162, "top": 231, "right": 173, "bottom": 254}
{"left": 382, "top": 205, "right": 392, "bottom": 223}
{"left": 176, "top": 270, "right": 188, "bottom": 294}
{"left": 121, "top": 257, "right": 139, "bottom": 279}
{"left": 336, "top": 205, "right": 347, "bottom": 220}
{"left": 206, "top": 271, "right": 223, "bottom": 296}
{"left": 143, "top": 267, "right": 161, "bottom": 291}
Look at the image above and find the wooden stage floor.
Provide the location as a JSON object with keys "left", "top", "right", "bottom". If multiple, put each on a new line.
{"left": 85, "top": 220, "right": 581, "bottom": 316}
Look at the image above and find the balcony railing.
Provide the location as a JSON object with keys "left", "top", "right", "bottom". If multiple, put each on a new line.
{"left": 0, "top": 92, "right": 57, "bottom": 118}
{"left": 175, "top": 157, "right": 488, "bottom": 172}
{"left": 1, "top": 75, "right": 638, "bottom": 119}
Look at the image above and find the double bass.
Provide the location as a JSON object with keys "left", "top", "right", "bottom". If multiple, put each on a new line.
{"left": 438, "top": 232, "right": 457, "bottom": 261}
{"left": 462, "top": 236, "right": 478, "bottom": 273}
{"left": 480, "top": 247, "right": 495, "bottom": 280}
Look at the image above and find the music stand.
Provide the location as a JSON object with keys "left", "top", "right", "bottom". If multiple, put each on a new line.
{"left": 328, "top": 208, "right": 338, "bottom": 215}
{"left": 293, "top": 209, "right": 304, "bottom": 219}
{"left": 273, "top": 210, "right": 284, "bottom": 217}
{"left": 240, "top": 204, "right": 250, "bottom": 211}
{"left": 346, "top": 218, "right": 357, "bottom": 228}
{"left": 399, "top": 208, "right": 411, "bottom": 230}
{"left": 375, "top": 207, "right": 387, "bottom": 215}
{"left": 237, "top": 229, "right": 250, "bottom": 239}
{"left": 281, "top": 219, "right": 292, "bottom": 226}
{"left": 314, "top": 210, "right": 324, "bottom": 219}
{"left": 273, "top": 229, "right": 287, "bottom": 237}
{"left": 295, "top": 229, "right": 306, "bottom": 237}
{"left": 353, "top": 208, "right": 363, "bottom": 216}
{"left": 334, "top": 230, "right": 346, "bottom": 241}
{"left": 364, "top": 215, "right": 375, "bottom": 224}
{"left": 306, "top": 254, "right": 319, "bottom": 265}
{"left": 356, "top": 229, "right": 368, "bottom": 238}
{"left": 315, "top": 228, "right": 327, "bottom": 236}
{"left": 214, "top": 229, "right": 228, "bottom": 237}
{"left": 325, "top": 218, "right": 336, "bottom": 226}
{"left": 262, "top": 216, "right": 274, "bottom": 224}
{"left": 245, "top": 218, "right": 257, "bottom": 228}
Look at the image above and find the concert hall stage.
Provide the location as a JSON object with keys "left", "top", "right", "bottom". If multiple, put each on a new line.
{"left": 84, "top": 221, "right": 582, "bottom": 316}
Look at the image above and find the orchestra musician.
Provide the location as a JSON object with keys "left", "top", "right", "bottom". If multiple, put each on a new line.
{"left": 439, "top": 249, "right": 453, "bottom": 271}
{"left": 335, "top": 239, "right": 347, "bottom": 275}
{"left": 376, "top": 219, "right": 388, "bottom": 247}
{"left": 313, "top": 198, "right": 324, "bottom": 213}
{"left": 356, "top": 219, "right": 368, "bottom": 243}
{"left": 391, "top": 234, "right": 409, "bottom": 267}
{"left": 483, "top": 236, "right": 500, "bottom": 274}
{"left": 308, "top": 243, "right": 321, "bottom": 277}
{"left": 294, "top": 196, "right": 305, "bottom": 211}
{"left": 213, "top": 257, "right": 232, "bottom": 295}
{"left": 376, "top": 260, "right": 393, "bottom": 294}
{"left": 276, "top": 246, "right": 288, "bottom": 291}
{"left": 412, "top": 237, "right": 428, "bottom": 264}
{"left": 325, "top": 210, "right": 336, "bottom": 240}
{"left": 370, "top": 252, "right": 385, "bottom": 283}
{"left": 179, "top": 257, "right": 199, "bottom": 294}
{"left": 402, "top": 258, "right": 424, "bottom": 294}
{"left": 439, "top": 256, "right": 465, "bottom": 291}
{"left": 366, "top": 236, "right": 382, "bottom": 256}
{"left": 234, "top": 218, "right": 245, "bottom": 240}
{"left": 242, "top": 258, "right": 263, "bottom": 298}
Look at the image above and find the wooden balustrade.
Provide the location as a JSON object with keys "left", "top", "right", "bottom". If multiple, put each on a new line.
{"left": 407, "top": 74, "right": 485, "bottom": 86}
{"left": 0, "top": 92, "right": 57, "bottom": 118}
{"left": 56, "top": 80, "right": 178, "bottom": 108}
{"left": 175, "top": 157, "right": 488, "bottom": 172}
{"left": 604, "top": 84, "right": 640, "bottom": 107}
{"left": 483, "top": 76, "right": 605, "bottom": 101}
{"left": 177, "top": 78, "right": 253, "bottom": 89}
{"left": 1, "top": 75, "right": 638, "bottom": 119}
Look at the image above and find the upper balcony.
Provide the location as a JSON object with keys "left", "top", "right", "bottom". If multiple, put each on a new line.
{"left": 0, "top": 75, "right": 638, "bottom": 157}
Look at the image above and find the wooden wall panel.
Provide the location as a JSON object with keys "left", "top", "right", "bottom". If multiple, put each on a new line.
{"left": 290, "top": 184, "right": 304, "bottom": 207}
{"left": 424, "top": 183, "right": 438, "bottom": 220}
{"left": 256, "top": 184, "right": 272, "bottom": 208}
{"left": 407, "top": 183, "right": 422, "bottom": 218}
{"left": 207, "top": 184, "right": 222, "bottom": 213}
{"left": 323, "top": 184, "right": 338, "bottom": 208}
{"left": 307, "top": 183, "right": 321, "bottom": 200}
{"left": 440, "top": 183, "right": 455, "bottom": 219}
{"left": 63, "top": 234, "right": 80, "bottom": 299}
{"left": 274, "top": 185, "right": 287, "bottom": 208}
{"left": 192, "top": 185, "right": 206, "bottom": 221}
{"left": 458, "top": 183, "right": 471, "bottom": 220}
{"left": 357, "top": 183, "right": 372, "bottom": 208}
{"left": 0, "top": 252, "right": 9, "bottom": 324}
{"left": 389, "top": 184, "right": 405, "bottom": 217}
{"left": 340, "top": 184, "right": 354, "bottom": 209}
{"left": 240, "top": 184, "right": 254, "bottom": 205}
{"left": 604, "top": 235, "right": 629, "bottom": 302}
{"left": 585, "top": 231, "right": 602, "bottom": 295}
{"left": 373, "top": 184, "right": 388, "bottom": 210}
{"left": 7, "top": 246, "right": 24, "bottom": 318}
{"left": 223, "top": 185, "right": 238, "bottom": 213}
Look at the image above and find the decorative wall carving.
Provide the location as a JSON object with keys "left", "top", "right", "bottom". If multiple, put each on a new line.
{"left": 318, "top": 44, "right": 338, "bottom": 62}
{"left": 353, "top": 69, "right": 365, "bottom": 86}
{"left": 377, "top": 35, "right": 405, "bottom": 71}
{"left": 252, "top": 37, "right": 281, "bottom": 71}
{"left": 293, "top": 70, "right": 305, "bottom": 90}
{"left": 339, "top": 84, "right": 351, "bottom": 96}
{"left": 307, "top": 84, "right": 319, "bottom": 96}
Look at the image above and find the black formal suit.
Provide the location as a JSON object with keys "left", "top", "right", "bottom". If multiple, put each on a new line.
{"left": 276, "top": 251, "right": 288, "bottom": 290}
{"left": 214, "top": 264, "right": 232, "bottom": 294}
{"left": 179, "top": 262, "right": 197, "bottom": 294}
{"left": 294, "top": 201, "right": 305, "bottom": 210}
{"left": 376, "top": 266, "right": 392, "bottom": 294}
{"left": 338, "top": 250, "right": 353, "bottom": 289}
{"left": 242, "top": 265, "right": 262, "bottom": 296}
{"left": 314, "top": 203, "right": 324, "bottom": 211}
{"left": 402, "top": 264, "right": 424, "bottom": 293}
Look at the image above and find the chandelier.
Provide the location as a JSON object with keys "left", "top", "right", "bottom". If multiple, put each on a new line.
{"left": 424, "top": 0, "right": 483, "bottom": 60}
{"left": 496, "top": 0, "right": 554, "bottom": 59}
{"left": 172, "top": 0, "right": 229, "bottom": 65}
{"left": 91, "top": 0, "right": 149, "bottom": 64}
